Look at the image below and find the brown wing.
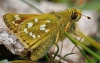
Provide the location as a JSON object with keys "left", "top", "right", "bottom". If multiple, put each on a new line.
{"left": 3, "top": 14, "right": 39, "bottom": 34}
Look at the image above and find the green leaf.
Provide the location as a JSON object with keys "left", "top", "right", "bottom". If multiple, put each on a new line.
{"left": 64, "top": 32, "right": 100, "bottom": 61}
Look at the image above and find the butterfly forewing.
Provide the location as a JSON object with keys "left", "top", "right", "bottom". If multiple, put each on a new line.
{"left": 3, "top": 14, "right": 39, "bottom": 34}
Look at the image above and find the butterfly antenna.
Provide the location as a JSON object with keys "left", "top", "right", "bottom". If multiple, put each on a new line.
{"left": 76, "top": 0, "right": 91, "bottom": 19}
{"left": 81, "top": 14, "right": 91, "bottom": 19}
{"left": 76, "top": 0, "right": 83, "bottom": 8}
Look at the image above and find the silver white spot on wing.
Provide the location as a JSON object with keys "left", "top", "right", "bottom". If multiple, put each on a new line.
{"left": 27, "top": 23, "right": 33, "bottom": 28}
{"left": 24, "top": 28, "right": 28, "bottom": 33}
{"left": 24, "top": 28, "right": 27, "bottom": 32}
{"left": 46, "top": 20, "right": 51, "bottom": 22}
{"left": 34, "top": 18, "right": 38, "bottom": 22}
{"left": 15, "top": 23, "right": 18, "bottom": 26}
{"left": 40, "top": 24, "right": 46, "bottom": 30}
{"left": 32, "top": 34, "right": 36, "bottom": 38}
{"left": 37, "top": 35, "right": 40, "bottom": 38}
{"left": 25, "top": 31, "right": 28, "bottom": 33}
{"left": 12, "top": 21, "right": 18, "bottom": 26}
{"left": 14, "top": 14, "right": 21, "bottom": 20}
{"left": 45, "top": 29, "right": 49, "bottom": 32}
{"left": 29, "top": 32, "right": 33, "bottom": 36}
{"left": 12, "top": 21, "right": 15, "bottom": 24}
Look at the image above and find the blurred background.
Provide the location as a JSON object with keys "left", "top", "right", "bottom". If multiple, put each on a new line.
{"left": 0, "top": 0, "right": 100, "bottom": 63}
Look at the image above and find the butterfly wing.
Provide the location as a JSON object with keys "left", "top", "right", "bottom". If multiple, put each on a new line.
{"left": 3, "top": 14, "right": 39, "bottom": 34}
{"left": 17, "top": 14, "right": 60, "bottom": 60}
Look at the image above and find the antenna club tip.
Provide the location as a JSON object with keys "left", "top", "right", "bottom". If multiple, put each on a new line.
{"left": 87, "top": 16, "right": 91, "bottom": 19}
{"left": 80, "top": 0, "right": 83, "bottom": 4}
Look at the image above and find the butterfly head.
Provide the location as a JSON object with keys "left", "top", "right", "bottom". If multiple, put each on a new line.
{"left": 69, "top": 8, "right": 81, "bottom": 22}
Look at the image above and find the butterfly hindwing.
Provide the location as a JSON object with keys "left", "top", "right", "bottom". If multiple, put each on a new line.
{"left": 17, "top": 14, "right": 60, "bottom": 60}
{"left": 3, "top": 14, "right": 39, "bottom": 34}
{"left": 17, "top": 14, "right": 60, "bottom": 48}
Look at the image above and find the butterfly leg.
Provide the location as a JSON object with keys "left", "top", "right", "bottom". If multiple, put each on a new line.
{"left": 65, "top": 22, "right": 70, "bottom": 32}
{"left": 71, "top": 33, "right": 82, "bottom": 53}
{"left": 74, "top": 32, "right": 82, "bottom": 42}
{"left": 59, "top": 21, "right": 71, "bottom": 55}
{"left": 52, "top": 32, "right": 59, "bottom": 51}
{"left": 48, "top": 32, "right": 60, "bottom": 63}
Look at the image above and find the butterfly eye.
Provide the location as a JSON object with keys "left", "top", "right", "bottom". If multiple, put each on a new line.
{"left": 71, "top": 12, "right": 78, "bottom": 20}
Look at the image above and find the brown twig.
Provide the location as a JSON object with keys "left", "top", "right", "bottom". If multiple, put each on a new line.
{"left": 51, "top": 52, "right": 81, "bottom": 63}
